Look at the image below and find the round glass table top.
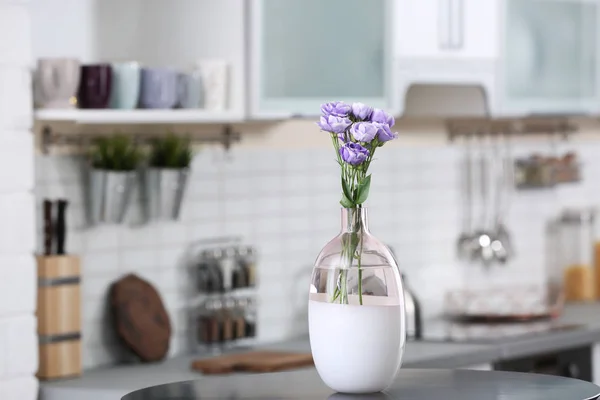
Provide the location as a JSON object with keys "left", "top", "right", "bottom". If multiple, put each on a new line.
{"left": 121, "top": 368, "right": 600, "bottom": 400}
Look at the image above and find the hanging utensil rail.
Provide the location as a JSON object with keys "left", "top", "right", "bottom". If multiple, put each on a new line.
{"left": 446, "top": 116, "right": 577, "bottom": 141}
{"left": 40, "top": 124, "right": 241, "bottom": 154}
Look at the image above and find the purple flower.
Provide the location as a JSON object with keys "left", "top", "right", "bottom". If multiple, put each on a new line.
{"left": 350, "top": 122, "right": 378, "bottom": 143}
{"left": 351, "top": 102, "right": 373, "bottom": 120}
{"left": 317, "top": 115, "right": 352, "bottom": 134}
{"left": 340, "top": 142, "right": 369, "bottom": 166}
{"left": 371, "top": 108, "right": 395, "bottom": 127}
{"left": 320, "top": 101, "right": 351, "bottom": 117}
{"left": 374, "top": 122, "right": 398, "bottom": 142}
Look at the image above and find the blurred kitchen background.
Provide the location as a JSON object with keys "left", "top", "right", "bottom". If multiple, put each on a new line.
{"left": 5, "top": 0, "right": 600, "bottom": 398}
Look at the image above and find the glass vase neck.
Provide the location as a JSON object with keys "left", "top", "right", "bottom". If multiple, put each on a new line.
{"left": 340, "top": 207, "right": 369, "bottom": 233}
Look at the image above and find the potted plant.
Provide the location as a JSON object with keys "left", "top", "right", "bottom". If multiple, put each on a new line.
{"left": 88, "top": 135, "right": 143, "bottom": 224}
{"left": 143, "top": 134, "right": 193, "bottom": 220}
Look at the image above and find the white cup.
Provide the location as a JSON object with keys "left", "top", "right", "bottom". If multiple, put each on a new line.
{"left": 194, "top": 60, "right": 229, "bottom": 111}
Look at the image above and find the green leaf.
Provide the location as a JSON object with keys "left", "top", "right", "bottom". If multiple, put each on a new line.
{"left": 341, "top": 177, "right": 353, "bottom": 203}
{"left": 355, "top": 175, "right": 371, "bottom": 204}
{"left": 340, "top": 195, "right": 354, "bottom": 208}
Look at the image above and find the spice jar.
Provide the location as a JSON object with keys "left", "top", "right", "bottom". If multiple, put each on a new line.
{"left": 221, "top": 297, "right": 236, "bottom": 346}
{"left": 244, "top": 298, "right": 257, "bottom": 338}
{"left": 232, "top": 247, "right": 248, "bottom": 289}
{"left": 204, "top": 248, "right": 225, "bottom": 293}
{"left": 558, "top": 208, "right": 596, "bottom": 302}
{"left": 241, "top": 246, "right": 257, "bottom": 287}
{"left": 232, "top": 299, "right": 247, "bottom": 340}
{"left": 197, "top": 249, "right": 217, "bottom": 293}
{"left": 197, "top": 298, "right": 223, "bottom": 349}
{"left": 221, "top": 247, "right": 236, "bottom": 292}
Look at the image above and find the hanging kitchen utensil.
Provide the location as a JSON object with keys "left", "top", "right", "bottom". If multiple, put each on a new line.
{"left": 491, "top": 132, "right": 514, "bottom": 263}
{"left": 457, "top": 133, "right": 475, "bottom": 259}
{"left": 472, "top": 132, "right": 494, "bottom": 267}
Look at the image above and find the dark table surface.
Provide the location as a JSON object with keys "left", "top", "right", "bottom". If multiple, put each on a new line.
{"left": 121, "top": 368, "right": 600, "bottom": 400}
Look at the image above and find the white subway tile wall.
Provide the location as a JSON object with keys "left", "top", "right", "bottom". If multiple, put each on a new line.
{"left": 0, "top": 1, "right": 38, "bottom": 398}
{"left": 34, "top": 137, "right": 600, "bottom": 369}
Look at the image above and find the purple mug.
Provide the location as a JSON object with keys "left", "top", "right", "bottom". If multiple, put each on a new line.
{"left": 78, "top": 64, "right": 112, "bottom": 109}
{"left": 139, "top": 68, "right": 178, "bottom": 109}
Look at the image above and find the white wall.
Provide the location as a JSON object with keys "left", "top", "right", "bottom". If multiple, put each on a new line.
{"left": 34, "top": 117, "right": 600, "bottom": 368}
{"left": 0, "top": 1, "right": 38, "bottom": 399}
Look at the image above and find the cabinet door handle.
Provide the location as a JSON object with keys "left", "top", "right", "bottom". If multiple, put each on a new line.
{"left": 450, "top": 0, "right": 464, "bottom": 49}
{"left": 438, "top": 0, "right": 452, "bottom": 49}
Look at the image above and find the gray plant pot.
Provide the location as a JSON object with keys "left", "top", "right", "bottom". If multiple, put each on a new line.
{"left": 88, "top": 169, "right": 137, "bottom": 224}
{"left": 142, "top": 168, "right": 189, "bottom": 221}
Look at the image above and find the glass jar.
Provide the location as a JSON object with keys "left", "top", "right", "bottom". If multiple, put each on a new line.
{"left": 244, "top": 298, "right": 257, "bottom": 338}
{"left": 197, "top": 298, "right": 223, "bottom": 351}
{"left": 558, "top": 208, "right": 596, "bottom": 302}
{"left": 309, "top": 207, "right": 406, "bottom": 393}
{"left": 237, "top": 246, "right": 257, "bottom": 287}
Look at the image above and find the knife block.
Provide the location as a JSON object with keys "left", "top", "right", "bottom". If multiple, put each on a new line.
{"left": 36, "top": 255, "right": 82, "bottom": 380}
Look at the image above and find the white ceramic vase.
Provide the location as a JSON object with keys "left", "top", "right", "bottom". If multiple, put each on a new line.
{"left": 308, "top": 208, "right": 406, "bottom": 393}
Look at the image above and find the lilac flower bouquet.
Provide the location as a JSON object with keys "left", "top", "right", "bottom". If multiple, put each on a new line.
{"left": 317, "top": 101, "right": 398, "bottom": 305}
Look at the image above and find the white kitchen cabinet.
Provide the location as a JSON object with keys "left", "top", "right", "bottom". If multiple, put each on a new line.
{"left": 396, "top": 0, "right": 500, "bottom": 61}
{"left": 394, "top": 0, "right": 499, "bottom": 116}
{"left": 498, "top": 0, "right": 600, "bottom": 116}
{"left": 249, "top": 0, "right": 397, "bottom": 118}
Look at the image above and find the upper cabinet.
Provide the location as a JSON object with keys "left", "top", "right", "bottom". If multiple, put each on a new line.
{"left": 29, "top": 0, "right": 600, "bottom": 122}
{"left": 498, "top": 0, "right": 600, "bottom": 115}
{"left": 396, "top": 0, "right": 500, "bottom": 61}
{"left": 249, "top": 0, "right": 397, "bottom": 118}
{"left": 394, "top": 0, "right": 500, "bottom": 116}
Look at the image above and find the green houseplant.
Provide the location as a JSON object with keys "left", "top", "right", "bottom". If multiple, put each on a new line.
{"left": 148, "top": 134, "right": 193, "bottom": 169}
{"left": 90, "top": 135, "right": 143, "bottom": 171}
{"left": 88, "top": 135, "right": 143, "bottom": 224}
{"left": 143, "top": 134, "right": 194, "bottom": 221}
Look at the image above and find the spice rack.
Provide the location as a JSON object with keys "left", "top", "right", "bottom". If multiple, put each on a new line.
{"left": 446, "top": 116, "right": 581, "bottom": 190}
{"left": 189, "top": 237, "right": 258, "bottom": 353}
{"left": 514, "top": 152, "right": 581, "bottom": 189}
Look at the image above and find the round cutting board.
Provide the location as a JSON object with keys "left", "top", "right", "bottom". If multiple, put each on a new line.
{"left": 111, "top": 274, "right": 171, "bottom": 362}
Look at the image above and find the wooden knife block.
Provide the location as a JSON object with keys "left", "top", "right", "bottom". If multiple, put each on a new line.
{"left": 36, "top": 255, "right": 82, "bottom": 380}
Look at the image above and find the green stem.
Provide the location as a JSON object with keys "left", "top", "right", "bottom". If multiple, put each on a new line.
{"left": 357, "top": 206, "right": 364, "bottom": 306}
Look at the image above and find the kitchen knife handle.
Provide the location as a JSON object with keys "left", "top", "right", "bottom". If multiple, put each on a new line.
{"left": 56, "top": 199, "right": 68, "bottom": 255}
{"left": 43, "top": 200, "right": 53, "bottom": 256}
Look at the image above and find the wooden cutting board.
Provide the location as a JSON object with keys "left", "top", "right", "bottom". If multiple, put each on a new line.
{"left": 191, "top": 351, "right": 314, "bottom": 375}
{"left": 111, "top": 274, "right": 171, "bottom": 362}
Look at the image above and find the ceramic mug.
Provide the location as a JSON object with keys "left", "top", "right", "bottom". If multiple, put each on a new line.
{"left": 109, "top": 62, "right": 141, "bottom": 109}
{"left": 176, "top": 72, "right": 203, "bottom": 109}
{"left": 194, "top": 60, "right": 228, "bottom": 110}
{"left": 139, "top": 68, "right": 178, "bottom": 109}
{"left": 78, "top": 64, "right": 112, "bottom": 109}
{"left": 34, "top": 58, "right": 81, "bottom": 109}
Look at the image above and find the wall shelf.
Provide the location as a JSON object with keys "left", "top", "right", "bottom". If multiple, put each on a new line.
{"left": 34, "top": 109, "right": 245, "bottom": 125}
